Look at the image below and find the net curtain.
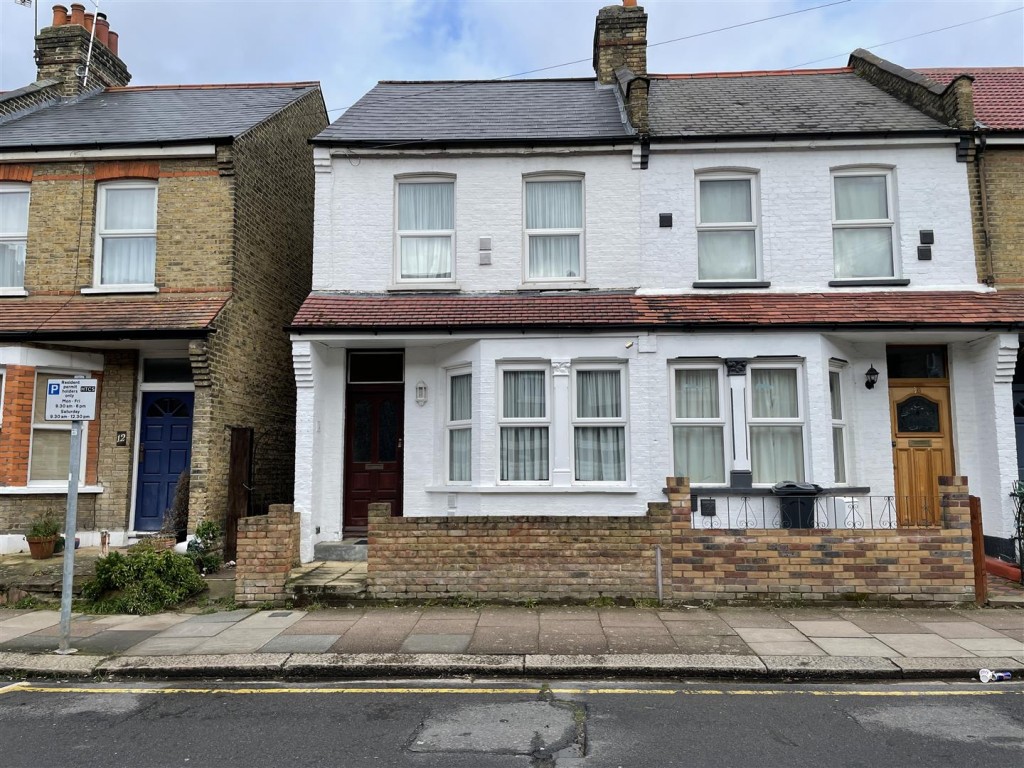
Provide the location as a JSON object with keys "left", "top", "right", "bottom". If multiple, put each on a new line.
{"left": 399, "top": 182, "right": 454, "bottom": 279}
{"left": 526, "top": 180, "right": 582, "bottom": 278}
{"left": 101, "top": 187, "right": 156, "bottom": 284}
{"left": 574, "top": 370, "right": 625, "bottom": 482}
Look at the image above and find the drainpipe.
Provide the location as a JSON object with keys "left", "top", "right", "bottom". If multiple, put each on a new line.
{"left": 975, "top": 130, "right": 995, "bottom": 286}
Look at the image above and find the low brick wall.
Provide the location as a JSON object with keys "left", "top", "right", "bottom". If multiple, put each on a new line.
{"left": 234, "top": 504, "right": 299, "bottom": 605}
{"left": 367, "top": 477, "right": 976, "bottom": 604}
{"left": 368, "top": 503, "right": 673, "bottom": 601}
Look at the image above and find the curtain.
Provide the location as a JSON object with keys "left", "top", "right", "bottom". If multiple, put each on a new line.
{"left": 828, "top": 371, "right": 843, "bottom": 420}
{"left": 750, "top": 426, "right": 804, "bottom": 483}
{"left": 675, "top": 369, "right": 719, "bottom": 418}
{"left": 101, "top": 237, "right": 156, "bottom": 284}
{"left": 398, "top": 182, "right": 453, "bottom": 230}
{"left": 575, "top": 427, "right": 625, "bottom": 481}
{"left": 105, "top": 187, "right": 156, "bottom": 230}
{"left": 751, "top": 369, "right": 798, "bottom": 418}
{"left": 577, "top": 370, "right": 620, "bottom": 418}
{"left": 833, "top": 228, "right": 893, "bottom": 278}
{"left": 832, "top": 426, "right": 846, "bottom": 484}
{"left": 526, "top": 180, "right": 582, "bottom": 229}
{"left": 529, "top": 235, "right": 580, "bottom": 278}
{"left": 450, "top": 374, "right": 471, "bottom": 421}
{"left": 697, "top": 231, "right": 756, "bottom": 280}
{"left": 0, "top": 189, "right": 29, "bottom": 233}
{"left": 400, "top": 236, "right": 451, "bottom": 279}
{"left": 700, "top": 179, "right": 751, "bottom": 223}
{"left": 673, "top": 426, "right": 725, "bottom": 483}
{"left": 0, "top": 242, "right": 25, "bottom": 288}
{"left": 500, "top": 427, "right": 549, "bottom": 481}
{"left": 449, "top": 428, "right": 471, "bottom": 482}
{"left": 834, "top": 176, "right": 887, "bottom": 221}
{"left": 503, "top": 371, "right": 545, "bottom": 418}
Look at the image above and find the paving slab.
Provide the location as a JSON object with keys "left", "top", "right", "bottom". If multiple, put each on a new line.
{"left": 0, "top": 612, "right": 61, "bottom": 631}
{"left": 656, "top": 608, "right": 717, "bottom": 621}
{"left": 672, "top": 635, "right": 754, "bottom": 655}
{"left": 836, "top": 614, "right": 924, "bottom": 634}
{"left": 411, "top": 618, "right": 480, "bottom": 634}
{"left": 183, "top": 609, "right": 256, "bottom": 624}
{"left": 747, "top": 641, "right": 827, "bottom": 656}
{"left": 0, "top": 651, "right": 102, "bottom": 677}
{"left": 954, "top": 610, "right": 1024, "bottom": 630}
{"left": 298, "top": 609, "right": 366, "bottom": 621}
{"left": 97, "top": 653, "right": 290, "bottom": 678}
{"left": 538, "top": 608, "right": 601, "bottom": 621}
{"left": 760, "top": 655, "right": 900, "bottom": 679}
{"left": 772, "top": 608, "right": 840, "bottom": 621}
{"left": 716, "top": 610, "right": 791, "bottom": 629}
{"left": 121, "top": 636, "right": 209, "bottom": 656}
{"left": 892, "top": 656, "right": 1024, "bottom": 679}
{"left": 234, "top": 610, "right": 306, "bottom": 630}
{"left": 664, "top": 619, "right": 736, "bottom": 636}
{"left": 917, "top": 621, "right": 1010, "bottom": 639}
{"left": 598, "top": 610, "right": 664, "bottom": 627}
{"left": 733, "top": 627, "right": 806, "bottom": 643}
{"left": 73, "top": 630, "right": 160, "bottom": 654}
{"left": 604, "top": 627, "right": 680, "bottom": 654}
{"left": 154, "top": 620, "right": 234, "bottom": 638}
{"left": 283, "top": 653, "right": 523, "bottom": 677}
{"left": 27, "top": 622, "right": 106, "bottom": 638}
{"left": 789, "top": 620, "right": 870, "bottom": 638}
{"left": 810, "top": 637, "right": 902, "bottom": 657}
{"left": 191, "top": 628, "right": 285, "bottom": 654}
{"left": 524, "top": 653, "right": 766, "bottom": 677}
{"left": 477, "top": 609, "right": 540, "bottom": 628}
{"left": 466, "top": 626, "right": 540, "bottom": 654}
{"left": 400, "top": 633, "right": 472, "bottom": 653}
{"left": 0, "top": 635, "right": 62, "bottom": 653}
{"left": 329, "top": 626, "right": 415, "bottom": 653}
{"left": 93, "top": 614, "right": 192, "bottom": 631}
{"left": 538, "top": 628, "right": 608, "bottom": 655}
{"left": 873, "top": 634, "right": 976, "bottom": 658}
{"left": 259, "top": 634, "right": 339, "bottom": 653}
{"left": 281, "top": 619, "right": 359, "bottom": 636}
{"left": 948, "top": 638, "right": 1024, "bottom": 654}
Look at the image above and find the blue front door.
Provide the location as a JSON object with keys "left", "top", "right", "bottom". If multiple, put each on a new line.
{"left": 135, "top": 392, "right": 194, "bottom": 531}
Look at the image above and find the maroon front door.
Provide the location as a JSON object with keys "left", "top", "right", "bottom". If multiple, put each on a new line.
{"left": 344, "top": 385, "right": 403, "bottom": 532}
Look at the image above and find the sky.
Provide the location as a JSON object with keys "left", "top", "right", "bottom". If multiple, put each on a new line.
{"left": 1, "top": 0, "right": 1022, "bottom": 121}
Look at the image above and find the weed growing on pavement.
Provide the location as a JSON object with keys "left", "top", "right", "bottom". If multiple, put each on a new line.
{"left": 13, "top": 596, "right": 43, "bottom": 610}
{"left": 586, "top": 596, "right": 616, "bottom": 608}
{"left": 632, "top": 598, "right": 660, "bottom": 609}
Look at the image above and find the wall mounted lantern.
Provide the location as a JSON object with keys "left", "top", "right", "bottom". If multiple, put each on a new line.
{"left": 415, "top": 381, "right": 428, "bottom": 406}
{"left": 864, "top": 365, "right": 879, "bottom": 390}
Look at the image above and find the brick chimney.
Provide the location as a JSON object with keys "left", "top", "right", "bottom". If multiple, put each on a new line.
{"left": 593, "top": 1, "right": 649, "bottom": 133}
{"left": 35, "top": 4, "right": 131, "bottom": 96}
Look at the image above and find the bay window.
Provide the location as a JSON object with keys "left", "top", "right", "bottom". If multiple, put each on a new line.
{"left": 499, "top": 367, "right": 549, "bottom": 482}
{"left": 573, "top": 367, "right": 626, "bottom": 482}
{"left": 396, "top": 177, "right": 455, "bottom": 282}
{"left": 524, "top": 176, "right": 584, "bottom": 281}
{"left": 749, "top": 366, "right": 805, "bottom": 483}
{"left": 447, "top": 370, "right": 472, "bottom": 482}
{"left": 832, "top": 170, "right": 895, "bottom": 279}
{"left": 830, "top": 368, "right": 848, "bottom": 484}
{"left": 30, "top": 373, "right": 78, "bottom": 483}
{"left": 95, "top": 181, "right": 157, "bottom": 287}
{"left": 671, "top": 366, "right": 726, "bottom": 483}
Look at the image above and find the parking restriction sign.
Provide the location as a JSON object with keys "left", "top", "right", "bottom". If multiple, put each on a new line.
{"left": 45, "top": 378, "right": 98, "bottom": 421}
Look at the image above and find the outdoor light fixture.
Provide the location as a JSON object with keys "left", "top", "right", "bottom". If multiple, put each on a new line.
{"left": 865, "top": 365, "right": 879, "bottom": 390}
{"left": 415, "top": 381, "right": 428, "bottom": 406}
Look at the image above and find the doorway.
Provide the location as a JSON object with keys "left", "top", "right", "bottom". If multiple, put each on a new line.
{"left": 887, "top": 346, "right": 954, "bottom": 526}
{"left": 343, "top": 352, "right": 404, "bottom": 534}
{"left": 134, "top": 392, "right": 194, "bottom": 531}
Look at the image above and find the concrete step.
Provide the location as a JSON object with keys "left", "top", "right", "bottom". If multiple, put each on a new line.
{"left": 314, "top": 539, "right": 368, "bottom": 562}
{"left": 286, "top": 561, "right": 368, "bottom": 606}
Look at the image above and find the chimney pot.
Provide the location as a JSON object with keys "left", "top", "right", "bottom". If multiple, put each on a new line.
{"left": 84, "top": 12, "right": 94, "bottom": 33}
{"left": 51, "top": 5, "right": 69, "bottom": 27}
{"left": 107, "top": 30, "right": 119, "bottom": 56}
{"left": 69, "top": 3, "right": 85, "bottom": 26}
{"left": 623, "top": 0, "right": 637, "bottom": 5}
{"left": 95, "top": 15, "right": 109, "bottom": 46}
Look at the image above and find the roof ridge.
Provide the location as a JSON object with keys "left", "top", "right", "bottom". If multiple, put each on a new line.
{"left": 375, "top": 77, "right": 598, "bottom": 85}
{"left": 104, "top": 82, "right": 319, "bottom": 92}
{"left": 651, "top": 67, "right": 852, "bottom": 80}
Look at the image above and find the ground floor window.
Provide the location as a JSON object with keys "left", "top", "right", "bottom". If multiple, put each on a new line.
{"left": 749, "top": 366, "right": 805, "bottom": 483}
{"left": 499, "top": 367, "right": 550, "bottom": 482}
{"left": 29, "top": 372, "right": 78, "bottom": 482}
{"left": 447, "top": 370, "right": 472, "bottom": 482}
{"left": 573, "top": 366, "right": 627, "bottom": 482}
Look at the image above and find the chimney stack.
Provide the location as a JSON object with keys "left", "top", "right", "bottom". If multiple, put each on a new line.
{"left": 593, "top": 1, "right": 649, "bottom": 134}
{"left": 35, "top": 4, "right": 131, "bottom": 97}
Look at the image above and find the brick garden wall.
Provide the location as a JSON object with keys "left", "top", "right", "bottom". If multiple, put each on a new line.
{"left": 365, "top": 477, "right": 976, "bottom": 604}
{"left": 234, "top": 504, "right": 300, "bottom": 604}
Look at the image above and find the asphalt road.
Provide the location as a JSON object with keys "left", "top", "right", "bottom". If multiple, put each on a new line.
{"left": 1, "top": 679, "right": 1022, "bottom": 767}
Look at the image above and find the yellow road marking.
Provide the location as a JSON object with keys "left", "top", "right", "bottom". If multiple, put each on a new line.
{"left": 6, "top": 685, "right": 1021, "bottom": 697}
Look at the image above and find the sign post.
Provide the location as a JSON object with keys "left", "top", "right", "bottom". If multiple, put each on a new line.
{"left": 45, "top": 378, "right": 98, "bottom": 655}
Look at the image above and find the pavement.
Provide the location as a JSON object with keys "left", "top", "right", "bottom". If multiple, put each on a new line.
{"left": 1, "top": 603, "right": 1022, "bottom": 682}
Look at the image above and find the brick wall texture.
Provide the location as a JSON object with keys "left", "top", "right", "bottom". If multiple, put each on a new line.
{"left": 365, "top": 476, "right": 976, "bottom": 604}
{"left": 974, "top": 148, "right": 1024, "bottom": 289}
{"left": 234, "top": 504, "right": 301, "bottom": 604}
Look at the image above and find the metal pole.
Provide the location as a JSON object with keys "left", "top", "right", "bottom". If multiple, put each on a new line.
{"left": 57, "top": 420, "right": 83, "bottom": 655}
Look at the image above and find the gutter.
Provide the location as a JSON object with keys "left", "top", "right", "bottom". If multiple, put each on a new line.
{"left": 0, "top": 328, "right": 215, "bottom": 342}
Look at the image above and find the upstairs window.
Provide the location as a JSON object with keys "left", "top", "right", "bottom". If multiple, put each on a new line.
{"left": 696, "top": 174, "right": 759, "bottom": 281}
{"left": 0, "top": 183, "right": 29, "bottom": 291}
{"left": 832, "top": 170, "right": 895, "bottom": 279}
{"left": 396, "top": 177, "right": 454, "bottom": 282}
{"left": 95, "top": 181, "right": 157, "bottom": 287}
{"left": 524, "top": 176, "right": 584, "bottom": 281}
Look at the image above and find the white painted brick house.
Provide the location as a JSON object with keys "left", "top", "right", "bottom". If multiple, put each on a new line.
{"left": 291, "top": 1, "right": 1023, "bottom": 564}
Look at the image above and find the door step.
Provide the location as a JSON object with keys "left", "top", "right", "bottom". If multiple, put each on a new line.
{"left": 314, "top": 538, "right": 368, "bottom": 562}
{"left": 286, "top": 561, "right": 367, "bottom": 605}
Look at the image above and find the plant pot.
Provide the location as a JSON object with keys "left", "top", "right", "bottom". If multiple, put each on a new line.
{"left": 26, "top": 536, "right": 57, "bottom": 560}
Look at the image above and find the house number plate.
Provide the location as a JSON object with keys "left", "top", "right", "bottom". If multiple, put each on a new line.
{"left": 908, "top": 439, "right": 933, "bottom": 447}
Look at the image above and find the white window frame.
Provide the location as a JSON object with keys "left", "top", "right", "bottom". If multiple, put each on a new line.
{"left": 497, "top": 363, "right": 551, "bottom": 485}
{"left": 0, "top": 182, "right": 30, "bottom": 295}
{"left": 669, "top": 362, "right": 729, "bottom": 485}
{"left": 746, "top": 362, "right": 807, "bottom": 485}
{"left": 522, "top": 173, "right": 586, "bottom": 284}
{"left": 829, "top": 365, "right": 849, "bottom": 485}
{"left": 830, "top": 167, "right": 897, "bottom": 279}
{"left": 446, "top": 368, "right": 472, "bottom": 484}
{"left": 695, "top": 170, "right": 761, "bottom": 282}
{"left": 394, "top": 174, "right": 456, "bottom": 285}
{"left": 571, "top": 362, "right": 629, "bottom": 484}
{"left": 92, "top": 179, "right": 158, "bottom": 291}
{"left": 29, "top": 370, "right": 88, "bottom": 486}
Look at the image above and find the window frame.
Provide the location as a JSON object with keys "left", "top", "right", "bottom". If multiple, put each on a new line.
{"left": 446, "top": 368, "right": 473, "bottom": 484}
{"left": 28, "top": 370, "right": 88, "bottom": 486}
{"left": 829, "top": 365, "right": 849, "bottom": 485}
{"left": 571, "top": 362, "right": 629, "bottom": 485}
{"left": 669, "top": 362, "right": 729, "bottom": 486}
{"left": 93, "top": 179, "right": 159, "bottom": 290}
{"left": 746, "top": 362, "right": 807, "bottom": 485}
{"left": 830, "top": 167, "right": 897, "bottom": 280}
{"left": 694, "top": 170, "right": 761, "bottom": 282}
{"left": 522, "top": 173, "right": 586, "bottom": 285}
{"left": 393, "top": 174, "right": 456, "bottom": 285}
{"left": 0, "top": 181, "right": 30, "bottom": 295}
{"left": 496, "top": 363, "right": 552, "bottom": 485}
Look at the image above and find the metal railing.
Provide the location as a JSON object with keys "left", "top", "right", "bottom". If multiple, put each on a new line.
{"left": 690, "top": 493, "right": 944, "bottom": 530}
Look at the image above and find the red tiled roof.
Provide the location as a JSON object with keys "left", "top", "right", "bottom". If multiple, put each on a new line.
{"left": 291, "top": 291, "right": 1024, "bottom": 332}
{"left": 0, "top": 293, "right": 230, "bottom": 338}
{"left": 917, "top": 68, "right": 1024, "bottom": 130}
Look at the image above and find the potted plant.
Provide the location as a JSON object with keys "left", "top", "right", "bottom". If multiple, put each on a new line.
{"left": 25, "top": 512, "right": 62, "bottom": 560}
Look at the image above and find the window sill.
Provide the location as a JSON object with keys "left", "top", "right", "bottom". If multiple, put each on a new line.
{"left": 426, "top": 485, "right": 639, "bottom": 494}
{"left": 387, "top": 282, "right": 461, "bottom": 292}
{"left": 0, "top": 485, "right": 104, "bottom": 495}
{"left": 828, "top": 279, "right": 910, "bottom": 287}
{"left": 0, "top": 288, "right": 29, "bottom": 297}
{"left": 517, "top": 282, "right": 591, "bottom": 291}
{"left": 692, "top": 281, "right": 771, "bottom": 290}
{"left": 690, "top": 485, "right": 871, "bottom": 496}
{"left": 81, "top": 285, "right": 159, "bottom": 295}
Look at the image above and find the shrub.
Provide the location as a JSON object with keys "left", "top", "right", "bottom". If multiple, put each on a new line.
{"left": 28, "top": 512, "right": 62, "bottom": 539}
{"left": 159, "top": 471, "right": 190, "bottom": 542}
{"left": 82, "top": 549, "right": 206, "bottom": 615}
{"left": 187, "top": 519, "right": 223, "bottom": 575}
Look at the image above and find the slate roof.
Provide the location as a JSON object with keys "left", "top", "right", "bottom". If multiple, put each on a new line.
{"left": 0, "top": 293, "right": 230, "bottom": 339}
{"left": 291, "top": 291, "right": 1024, "bottom": 332}
{"left": 917, "top": 68, "right": 1024, "bottom": 131}
{"left": 647, "top": 69, "right": 950, "bottom": 137}
{"left": 314, "top": 79, "right": 630, "bottom": 146}
{"left": 0, "top": 83, "right": 320, "bottom": 150}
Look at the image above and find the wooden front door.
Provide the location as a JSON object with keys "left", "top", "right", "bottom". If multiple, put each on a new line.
{"left": 889, "top": 384, "right": 954, "bottom": 526}
{"left": 343, "top": 385, "right": 403, "bottom": 532}
{"left": 135, "top": 392, "right": 194, "bottom": 531}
